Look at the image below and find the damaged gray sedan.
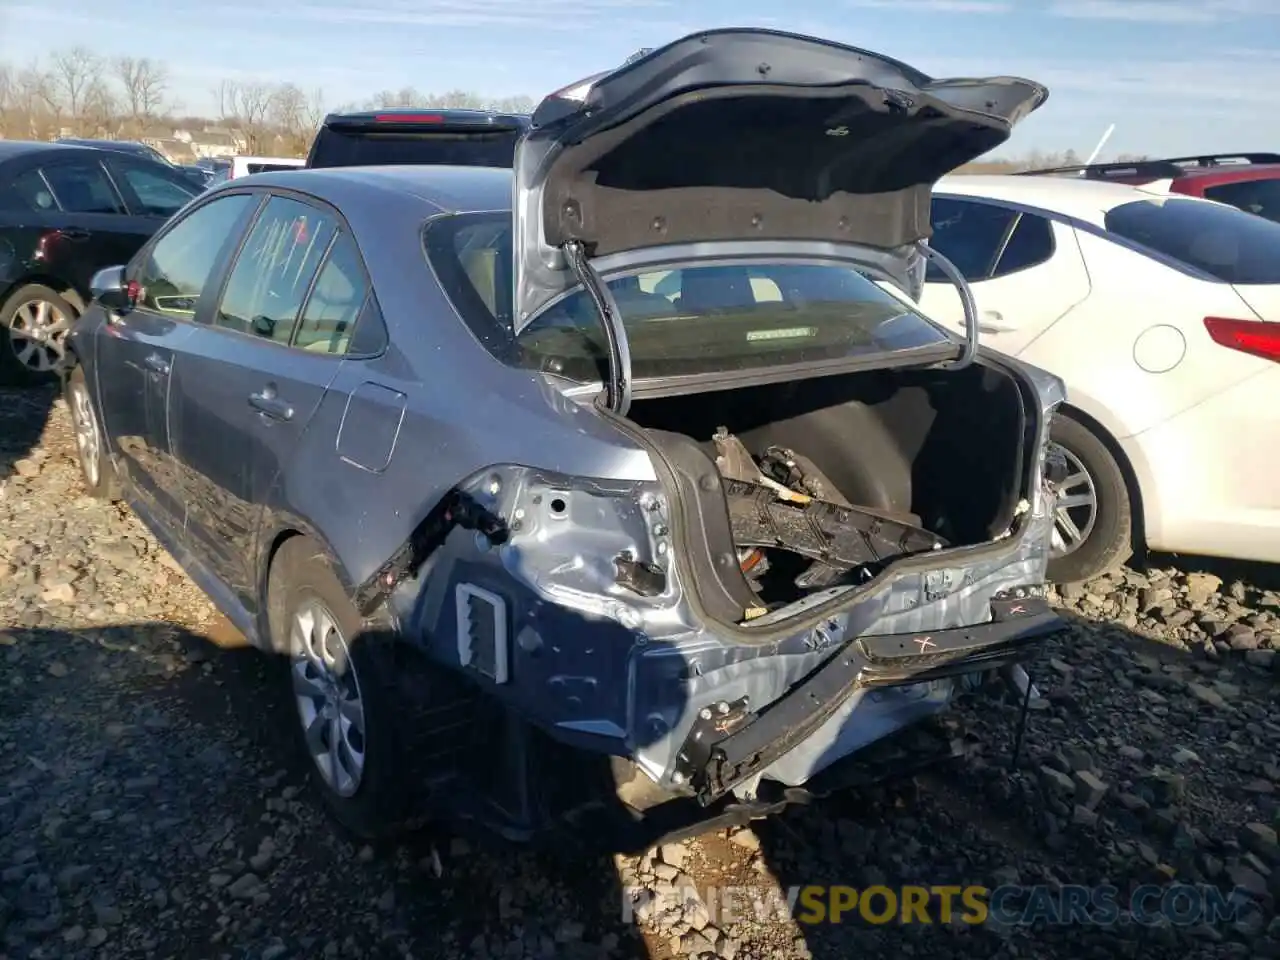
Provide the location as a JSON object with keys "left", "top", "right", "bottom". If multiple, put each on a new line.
{"left": 65, "top": 28, "right": 1068, "bottom": 845}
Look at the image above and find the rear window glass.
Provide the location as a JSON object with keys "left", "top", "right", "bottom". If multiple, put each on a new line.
{"left": 1201, "top": 177, "right": 1280, "bottom": 225}
{"left": 308, "top": 126, "right": 521, "bottom": 169}
{"left": 1104, "top": 197, "right": 1280, "bottom": 284}
{"left": 424, "top": 214, "right": 951, "bottom": 383}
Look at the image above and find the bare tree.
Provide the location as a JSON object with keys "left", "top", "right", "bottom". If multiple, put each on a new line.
{"left": 114, "top": 56, "right": 168, "bottom": 124}
{"left": 0, "top": 49, "right": 548, "bottom": 150}
{"left": 492, "top": 95, "right": 534, "bottom": 113}
{"left": 212, "top": 79, "right": 277, "bottom": 152}
{"left": 269, "top": 82, "right": 306, "bottom": 133}
{"left": 22, "top": 63, "right": 64, "bottom": 136}
{"left": 80, "top": 77, "right": 118, "bottom": 136}
{"left": 49, "top": 47, "right": 101, "bottom": 120}
{"left": 368, "top": 86, "right": 425, "bottom": 109}
{"left": 433, "top": 89, "right": 487, "bottom": 109}
{"left": 233, "top": 81, "right": 275, "bottom": 151}
{"left": 269, "top": 82, "right": 310, "bottom": 154}
{"left": 0, "top": 63, "right": 12, "bottom": 136}
{"left": 212, "top": 79, "right": 236, "bottom": 125}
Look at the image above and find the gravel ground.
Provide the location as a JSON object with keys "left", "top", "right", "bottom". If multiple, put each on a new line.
{"left": 3, "top": 383, "right": 1280, "bottom": 960}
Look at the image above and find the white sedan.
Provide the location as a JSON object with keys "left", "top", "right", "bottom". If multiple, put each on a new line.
{"left": 917, "top": 174, "right": 1279, "bottom": 583}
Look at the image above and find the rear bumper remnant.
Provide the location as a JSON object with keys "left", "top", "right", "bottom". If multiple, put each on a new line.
{"left": 673, "top": 595, "right": 1065, "bottom": 804}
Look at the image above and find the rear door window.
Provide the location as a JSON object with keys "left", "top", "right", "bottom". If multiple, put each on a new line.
{"left": 38, "top": 159, "right": 123, "bottom": 214}
{"left": 927, "top": 198, "right": 1017, "bottom": 281}
{"left": 214, "top": 195, "right": 338, "bottom": 343}
{"left": 1104, "top": 197, "right": 1280, "bottom": 284}
{"left": 991, "top": 213, "right": 1055, "bottom": 277}
{"left": 294, "top": 231, "right": 368, "bottom": 355}
{"left": 110, "top": 161, "right": 200, "bottom": 217}
{"left": 1201, "top": 178, "right": 1280, "bottom": 224}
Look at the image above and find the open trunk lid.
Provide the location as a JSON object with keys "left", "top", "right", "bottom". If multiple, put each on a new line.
{"left": 511, "top": 28, "right": 1048, "bottom": 330}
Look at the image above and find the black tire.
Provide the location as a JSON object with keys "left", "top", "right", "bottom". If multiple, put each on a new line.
{"left": 1045, "top": 413, "right": 1133, "bottom": 584}
{"left": 65, "top": 365, "right": 120, "bottom": 501}
{"left": 0, "top": 284, "right": 78, "bottom": 387}
{"left": 266, "top": 537, "right": 426, "bottom": 841}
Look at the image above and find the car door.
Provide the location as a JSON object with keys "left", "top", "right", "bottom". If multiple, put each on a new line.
{"left": 96, "top": 191, "right": 261, "bottom": 534}
{"left": 28, "top": 155, "right": 167, "bottom": 295}
{"left": 0, "top": 156, "right": 141, "bottom": 303}
{"left": 917, "top": 197, "right": 1092, "bottom": 357}
{"left": 167, "top": 193, "right": 363, "bottom": 605}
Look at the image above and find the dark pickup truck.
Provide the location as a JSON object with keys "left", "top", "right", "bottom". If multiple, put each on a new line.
{"left": 305, "top": 108, "right": 532, "bottom": 169}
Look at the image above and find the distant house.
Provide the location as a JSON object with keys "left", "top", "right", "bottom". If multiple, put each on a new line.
{"left": 170, "top": 126, "right": 243, "bottom": 158}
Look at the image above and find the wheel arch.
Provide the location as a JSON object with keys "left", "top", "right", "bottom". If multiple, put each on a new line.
{"left": 1056, "top": 402, "right": 1147, "bottom": 560}
{"left": 255, "top": 524, "right": 386, "bottom": 653}
{"left": 2, "top": 274, "right": 87, "bottom": 314}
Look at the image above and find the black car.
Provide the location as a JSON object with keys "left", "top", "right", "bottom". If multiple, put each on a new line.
{"left": 0, "top": 141, "right": 201, "bottom": 384}
{"left": 305, "top": 108, "right": 531, "bottom": 169}
{"left": 176, "top": 164, "right": 216, "bottom": 188}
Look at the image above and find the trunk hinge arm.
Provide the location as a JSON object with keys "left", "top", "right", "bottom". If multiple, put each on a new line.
{"left": 563, "top": 239, "right": 632, "bottom": 416}
{"left": 917, "top": 241, "right": 980, "bottom": 370}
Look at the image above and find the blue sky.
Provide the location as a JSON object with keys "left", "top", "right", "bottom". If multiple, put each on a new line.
{"left": 3, "top": 0, "right": 1278, "bottom": 158}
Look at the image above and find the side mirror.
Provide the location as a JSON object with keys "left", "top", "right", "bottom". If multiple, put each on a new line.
{"left": 90, "top": 265, "right": 131, "bottom": 311}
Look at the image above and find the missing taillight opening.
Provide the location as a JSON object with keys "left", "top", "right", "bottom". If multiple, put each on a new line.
{"left": 1204, "top": 317, "right": 1280, "bottom": 363}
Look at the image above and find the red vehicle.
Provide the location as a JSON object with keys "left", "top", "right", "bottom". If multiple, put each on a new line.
{"left": 1020, "top": 152, "right": 1280, "bottom": 223}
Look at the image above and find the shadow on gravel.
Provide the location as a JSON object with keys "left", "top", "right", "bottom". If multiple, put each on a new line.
{"left": 1, "top": 620, "right": 650, "bottom": 959}
{"left": 750, "top": 607, "right": 1280, "bottom": 960}
{"left": 5, "top": 602, "right": 1277, "bottom": 960}
{"left": 0, "top": 383, "right": 57, "bottom": 482}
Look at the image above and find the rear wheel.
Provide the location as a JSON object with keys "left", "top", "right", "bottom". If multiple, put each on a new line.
{"left": 1045, "top": 413, "right": 1133, "bottom": 584}
{"left": 267, "top": 537, "right": 427, "bottom": 840}
{"left": 0, "top": 284, "right": 77, "bottom": 386}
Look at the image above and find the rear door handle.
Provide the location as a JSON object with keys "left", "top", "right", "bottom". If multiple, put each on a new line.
{"left": 248, "top": 388, "right": 294, "bottom": 422}
{"left": 977, "top": 310, "right": 1014, "bottom": 334}
{"left": 59, "top": 227, "right": 91, "bottom": 242}
{"left": 143, "top": 353, "right": 169, "bottom": 375}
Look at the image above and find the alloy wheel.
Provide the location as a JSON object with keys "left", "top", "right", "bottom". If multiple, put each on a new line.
{"left": 8, "top": 298, "right": 71, "bottom": 372}
{"left": 290, "top": 598, "right": 367, "bottom": 797}
{"left": 1047, "top": 442, "right": 1098, "bottom": 558}
{"left": 69, "top": 381, "right": 102, "bottom": 488}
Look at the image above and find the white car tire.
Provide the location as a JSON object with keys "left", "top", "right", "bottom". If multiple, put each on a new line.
{"left": 1046, "top": 414, "right": 1133, "bottom": 584}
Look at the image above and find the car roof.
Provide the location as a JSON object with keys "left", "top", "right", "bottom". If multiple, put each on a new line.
{"left": 936, "top": 173, "right": 1211, "bottom": 226}
{"left": 230, "top": 164, "right": 515, "bottom": 214}
{"left": 60, "top": 137, "right": 139, "bottom": 146}
{"left": 0, "top": 140, "right": 89, "bottom": 161}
